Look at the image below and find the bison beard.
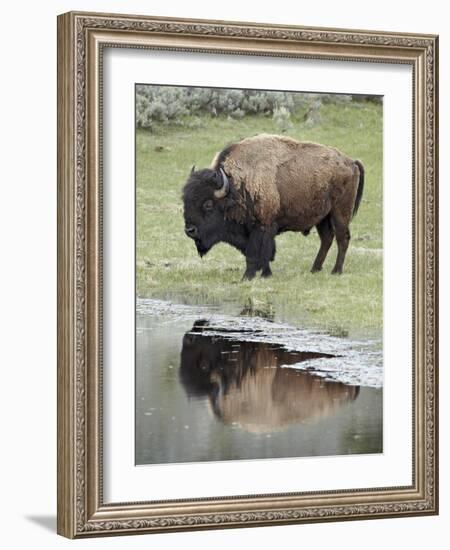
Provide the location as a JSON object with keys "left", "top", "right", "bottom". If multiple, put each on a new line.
{"left": 182, "top": 134, "right": 364, "bottom": 280}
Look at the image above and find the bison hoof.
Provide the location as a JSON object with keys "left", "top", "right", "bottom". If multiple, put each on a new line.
{"left": 261, "top": 267, "right": 272, "bottom": 278}
{"left": 242, "top": 272, "right": 256, "bottom": 281}
{"left": 311, "top": 265, "right": 322, "bottom": 273}
{"left": 331, "top": 267, "right": 343, "bottom": 275}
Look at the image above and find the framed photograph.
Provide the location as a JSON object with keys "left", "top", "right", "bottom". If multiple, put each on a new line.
{"left": 57, "top": 11, "right": 439, "bottom": 538}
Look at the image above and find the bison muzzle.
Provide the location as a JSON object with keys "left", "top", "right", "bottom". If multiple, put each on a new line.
{"left": 183, "top": 134, "right": 364, "bottom": 280}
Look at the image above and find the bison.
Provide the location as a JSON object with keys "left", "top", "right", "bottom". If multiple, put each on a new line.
{"left": 180, "top": 321, "right": 360, "bottom": 433}
{"left": 183, "top": 134, "right": 364, "bottom": 279}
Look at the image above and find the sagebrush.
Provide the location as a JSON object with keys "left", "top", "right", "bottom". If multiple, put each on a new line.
{"left": 135, "top": 85, "right": 380, "bottom": 130}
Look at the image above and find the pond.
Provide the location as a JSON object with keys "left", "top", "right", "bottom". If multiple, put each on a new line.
{"left": 135, "top": 299, "right": 383, "bottom": 465}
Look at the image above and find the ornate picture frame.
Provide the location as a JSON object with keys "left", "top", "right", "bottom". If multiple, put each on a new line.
{"left": 57, "top": 11, "right": 438, "bottom": 538}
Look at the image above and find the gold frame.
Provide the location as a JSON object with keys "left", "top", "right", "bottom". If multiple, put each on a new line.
{"left": 57, "top": 11, "right": 439, "bottom": 538}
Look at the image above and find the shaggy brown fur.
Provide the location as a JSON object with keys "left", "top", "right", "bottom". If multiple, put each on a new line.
{"left": 211, "top": 134, "right": 359, "bottom": 228}
{"left": 210, "top": 134, "right": 363, "bottom": 275}
{"left": 184, "top": 134, "right": 363, "bottom": 278}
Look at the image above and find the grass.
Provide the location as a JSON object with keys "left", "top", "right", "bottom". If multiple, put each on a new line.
{"left": 136, "top": 101, "right": 383, "bottom": 336}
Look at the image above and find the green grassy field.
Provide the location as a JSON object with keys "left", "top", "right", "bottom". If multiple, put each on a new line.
{"left": 136, "top": 101, "right": 383, "bottom": 336}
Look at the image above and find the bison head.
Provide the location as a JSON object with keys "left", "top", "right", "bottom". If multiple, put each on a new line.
{"left": 182, "top": 167, "right": 231, "bottom": 257}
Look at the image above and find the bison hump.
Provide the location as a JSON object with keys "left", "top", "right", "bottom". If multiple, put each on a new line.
{"left": 220, "top": 135, "right": 287, "bottom": 226}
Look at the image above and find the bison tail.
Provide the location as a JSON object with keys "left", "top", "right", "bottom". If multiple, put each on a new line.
{"left": 352, "top": 160, "right": 365, "bottom": 218}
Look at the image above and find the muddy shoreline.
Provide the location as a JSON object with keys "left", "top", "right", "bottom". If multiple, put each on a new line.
{"left": 137, "top": 298, "right": 383, "bottom": 388}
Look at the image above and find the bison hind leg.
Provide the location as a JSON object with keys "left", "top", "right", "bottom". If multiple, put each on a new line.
{"left": 329, "top": 168, "right": 359, "bottom": 274}
{"left": 311, "top": 215, "right": 335, "bottom": 273}
{"left": 331, "top": 225, "right": 350, "bottom": 274}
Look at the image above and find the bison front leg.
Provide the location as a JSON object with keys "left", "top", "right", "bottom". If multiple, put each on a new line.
{"left": 261, "top": 232, "right": 276, "bottom": 277}
{"left": 242, "top": 225, "right": 276, "bottom": 280}
{"left": 242, "top": 258, "right": 259, "bottom": 281}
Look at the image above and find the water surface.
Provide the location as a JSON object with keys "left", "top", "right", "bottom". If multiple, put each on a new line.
{"left": 136, "top": 300, "right": 382, "bottom": 465}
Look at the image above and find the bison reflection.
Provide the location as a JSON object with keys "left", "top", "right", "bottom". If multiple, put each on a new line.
{"left": 180, "top": 321, "right": 360, "bottom": 433}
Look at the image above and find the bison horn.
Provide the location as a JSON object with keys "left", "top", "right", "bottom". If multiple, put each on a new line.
{"left": 190, "top": 165, "right": 196, "bottom": 174}
{"left": 214, "top": 168, "right": 230, "bottom": 199}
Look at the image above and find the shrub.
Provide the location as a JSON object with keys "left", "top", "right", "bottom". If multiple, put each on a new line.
{"left": 273, "top": 106, "right": 292, "bottom": 133}
{"left": 135, "top": 85, "right": 380, "bottom": 130}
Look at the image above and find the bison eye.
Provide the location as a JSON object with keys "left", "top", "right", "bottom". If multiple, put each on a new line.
{"left": 203, "top": 199, "right": 214, "bottom": 212}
